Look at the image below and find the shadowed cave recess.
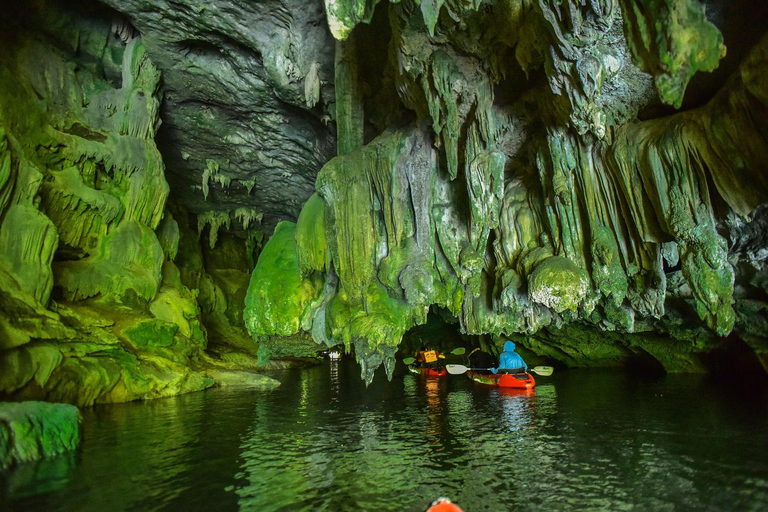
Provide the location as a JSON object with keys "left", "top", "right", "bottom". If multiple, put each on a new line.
{"left": 1, "top": 0, "right": 768, "bottom": 405}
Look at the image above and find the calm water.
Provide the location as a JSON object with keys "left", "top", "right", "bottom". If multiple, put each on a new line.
{"left": 3, "top": 361, "right": 768, "bottom": 511}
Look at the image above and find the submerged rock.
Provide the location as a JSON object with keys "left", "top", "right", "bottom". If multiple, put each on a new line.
{"left": 203, "top": 370, "right": 281, "bottom": 389}
{"left": 0, "top": 401, "right": 82, "bottom": 469}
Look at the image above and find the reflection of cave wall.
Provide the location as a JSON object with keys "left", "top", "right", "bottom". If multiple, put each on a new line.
{"left": 245, "top": 0, "right": 768, "bottom": 382}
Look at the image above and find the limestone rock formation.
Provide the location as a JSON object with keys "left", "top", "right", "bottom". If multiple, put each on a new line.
{"left": 96, "top": 0, "right": 337, "bottom": 238}
{"left": 0, "top": 1, "right": 282, "bottom": 405}
{"left": 0, "top": 401, "right": 82, "bottom": 469}
{"left": 244, "top": 0, "right": 768, "bottom": 381}
{"left": 0, "top": 0, "right": 767, "bottom": 398}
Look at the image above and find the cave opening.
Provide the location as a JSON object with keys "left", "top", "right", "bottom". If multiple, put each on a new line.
{"left": 699, "top": 335, "right": 768, "bottom": 383}
{"left": 2, "top": 0, "right": 768, "bottom": 508}
{"left": 623, "top": 348, "right": 667, "bottom": 377}
{"left": 397, "top": 306, "right": 475, "bottom": 358}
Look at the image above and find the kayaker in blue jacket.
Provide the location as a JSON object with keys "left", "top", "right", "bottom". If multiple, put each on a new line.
{"left": 491, "top": 341, "right": 527, "bottom": 374}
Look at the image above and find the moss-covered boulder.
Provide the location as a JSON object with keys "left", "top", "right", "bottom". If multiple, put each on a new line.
{"left": 528, "top": 257, "right": 589, "bottom": 314}
{"left": 0, "top": 401, "right": 82, "bottom": 469}
{"left": 244, "top": 221, "right": 325, "bottom": 340}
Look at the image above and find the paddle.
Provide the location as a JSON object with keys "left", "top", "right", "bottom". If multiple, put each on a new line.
{"left": 403, "top": 347, "right": 467, "bottom": 365}
{"left": 445, "top": 364, "right": 554, "bottom": 377}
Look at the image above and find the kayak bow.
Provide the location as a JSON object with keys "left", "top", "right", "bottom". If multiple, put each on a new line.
{"left": 467, "top": 370, "right": 535, "bottom": 389}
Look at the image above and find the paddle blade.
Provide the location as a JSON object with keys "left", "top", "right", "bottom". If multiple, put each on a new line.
{"left": 403, "top": 357, "right": 415, "bottom": 365}
{"left": 450, "top": 347, "right": 466, "bottom": 356}
{"left": 445, "top": 364, "right": 470, "bottom": 375}
{"left": 530, "top": 366, "right": 554, "bottom": 376}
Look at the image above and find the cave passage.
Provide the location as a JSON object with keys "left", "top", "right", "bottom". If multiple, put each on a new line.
{"left": 1, "top": 0, "right": 768, "bottom": 508}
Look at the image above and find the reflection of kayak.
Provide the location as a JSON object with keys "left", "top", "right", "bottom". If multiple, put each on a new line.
{"left": 467, "top": 370, "right": 535, "bottom": 389}
{"left": 408, "top": 365, "right": 447, "bottom": 377}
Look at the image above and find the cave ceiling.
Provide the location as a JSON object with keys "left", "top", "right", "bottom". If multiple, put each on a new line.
{"left": 96, "top": 0, "right": 766, "bottom": 242}
{"left": 98, "top": 0, "right": 338, "bottom": 237}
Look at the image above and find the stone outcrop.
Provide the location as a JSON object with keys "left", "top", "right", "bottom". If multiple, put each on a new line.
{"left": 0, "top": 0, "right": 767, "bottom": 397}
{"left": 0, "top": 1, "right": 281, "bottom": 405}
{"left": 244, "top": 0, "right": 768, "bottom": 381}
{"left": 0, "top": 401, "right": 82, "bottom": 469}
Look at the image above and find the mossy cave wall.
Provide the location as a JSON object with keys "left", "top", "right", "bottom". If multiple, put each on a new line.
{"left": 0, "top": 0, "right": 767, "bottom": 401}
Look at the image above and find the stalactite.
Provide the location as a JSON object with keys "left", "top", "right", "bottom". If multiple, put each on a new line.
{"left": 245, "top": 1, "right": 768, "bottom": 380}
{"left": 334, "top": 31, "right": 364, "bottom": 156}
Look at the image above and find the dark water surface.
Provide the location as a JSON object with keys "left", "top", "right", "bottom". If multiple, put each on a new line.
{"left": 3, "top": 361, "right": 768, "bottom": 511}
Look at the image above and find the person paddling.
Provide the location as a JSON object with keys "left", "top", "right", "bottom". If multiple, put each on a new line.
{"left": 415, "top": 349, "right": 443, "bottom": 369}
{"left": 491, "top": 341, "right": 527, "bottom": 374}
{"left": 467, "top": 348, "right": 495, "bottom": 374}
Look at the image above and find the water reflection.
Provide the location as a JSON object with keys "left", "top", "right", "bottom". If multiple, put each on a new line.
{"left": 4, "top": 452, "right": 77, "bottom": 498}
{"left": 3, "top": 365, "right": 768, "bottom": 511}
{"left": 425, "top": 377, "right": 446, "bottom": 447}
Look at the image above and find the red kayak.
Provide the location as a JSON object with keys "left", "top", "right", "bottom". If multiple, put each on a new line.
{"left": 408, "top": 366, "right": 447, "bottom": 377}
{"left": 467, "top": 370, "right": 535, "bottom": 389}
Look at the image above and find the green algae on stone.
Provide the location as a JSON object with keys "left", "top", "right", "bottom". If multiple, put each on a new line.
{"left": 512, "top": 322, "right": 712, "bottom": 373}
{"left": 296, "top": 193, "right": 329, "bottom": 276}
{"left": 0, "top": 204, "right": 59, "bottom": 306}
{"left": 203, "top": 369, "right": 281, "bottom": 389}
{"left": 326, "top": 283, "right": 416, "bottom": 383}
{"left": 335, "top": 32, "right": 365, "bottom": 156}
{"left": 123, "top": 319, "right": 178, "bottom": 349}
{"left": 54, "top": 220, "right": 165, "bottom": 303}
{"left": 591, "top": 226, "right": 629, "bottom": 308}
{"left": 156, "top": 213, "right": 181, "bottom": 261}
{"left": 324, "top": 0, "right": 381, "bottom": 40}
{"left": 244, "top": 222, "right": 324, "bottom": 340}
{"left": 2, "top": 0, "right": 767, "bottom": 392}
{"left": 0, "top": 401, "right": 82, "bottom": 470}
{"left": 618, "top": 0, "right": 726, "bottom": 108}
{"left": 315, "top": 139, "right": 394, "bottom": 299}
{"left": 0, "top": 131, "right": 59, "bottom": 307}
{"left": 256, "top": 333, "right": 325, "bottom": 367}
{"left": 528, "top": 256, "right": 589, "bottom": 314}
{"left": 0, "top": 337, "right": 214, "bottom": 406}
{"left": 0, "top": 6, "right": 249, "bottom": 405}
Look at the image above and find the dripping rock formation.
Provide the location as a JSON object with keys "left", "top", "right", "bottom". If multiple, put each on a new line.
{"left": 0, "top": 0, "right": 766, "bottom": 401}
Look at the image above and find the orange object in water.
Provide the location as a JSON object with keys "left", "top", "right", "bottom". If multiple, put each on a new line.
{"left": 467, "top": 370, "right": 535, "bottom": 389}
{"left": 408, "top": 366, "right": 447, "bottom": 377}
{"left": 427, "top": 498, "right": 463, "bottom": 512}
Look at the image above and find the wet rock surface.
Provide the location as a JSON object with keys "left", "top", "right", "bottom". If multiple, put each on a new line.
{"left": 0, "top": 401, "right": 82, "bottom": 469}
{"left": 0, "top": 0, "right": 767, "bottom": 397}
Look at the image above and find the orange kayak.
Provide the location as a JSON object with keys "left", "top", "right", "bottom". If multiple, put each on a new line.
{"left": 467, "top": 370, "right": 535, "bottom": 389}
{"left": 408, "top": 366, "right": 447, "bottom": 377}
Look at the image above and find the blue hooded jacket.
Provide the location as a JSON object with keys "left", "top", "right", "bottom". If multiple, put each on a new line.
{"left": 491, "top": 341, "right": 527, "bottom": 373}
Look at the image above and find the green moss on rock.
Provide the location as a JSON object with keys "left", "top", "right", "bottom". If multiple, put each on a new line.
{"left": 123, "top": 319, "right": 178, "bottom": 349}
{"left": 244, "top": 222, "right": 324, "bottom": 340}
{"left": 295, "top": 193, "right": 328, "bottom": 276}
{"left": 0, "top": 401, "right": 82, "bottom": 469}
{"left": 203, "top": 369, "right": 281, "bottom": 389}
{"left": 528, "top": 256, "right": 589, "bottom": 314}
{"left": 619, "top": 0, "right": 726, "bottom": 107}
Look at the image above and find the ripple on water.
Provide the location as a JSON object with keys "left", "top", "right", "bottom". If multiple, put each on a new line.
{"left": 2, "top": 365, "right": 768, "bottom": 511}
